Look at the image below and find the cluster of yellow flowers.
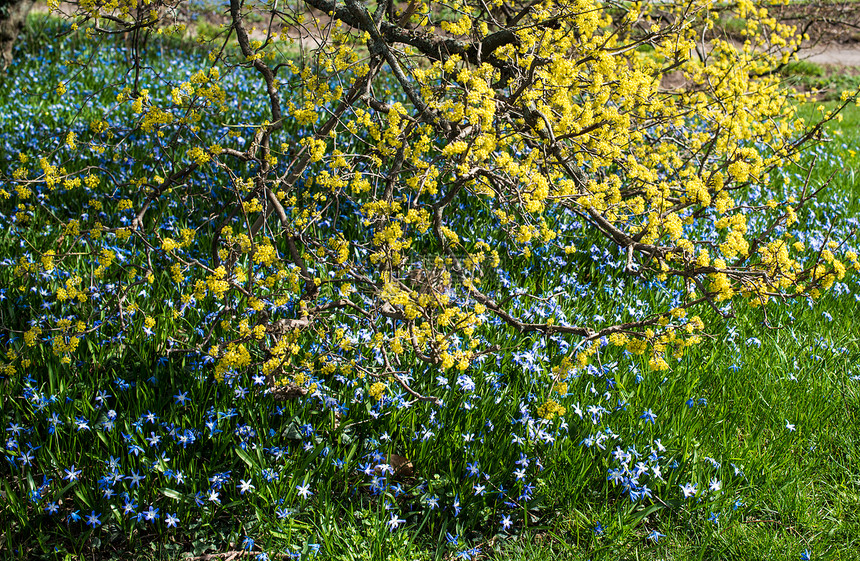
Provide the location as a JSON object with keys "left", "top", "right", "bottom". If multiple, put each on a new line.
{"left": 6, "top": 0, "right": 854, "bottom": 403}
{"left": 537, "top": 399, "right": 567, "bottom": 421}
{"left": 368, "top": 381, "right": 388, "bottom": 401}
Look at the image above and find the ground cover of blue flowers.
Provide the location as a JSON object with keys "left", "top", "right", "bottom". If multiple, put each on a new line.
{"left": 2, "top": 15, "right": 860, "bottom": 561}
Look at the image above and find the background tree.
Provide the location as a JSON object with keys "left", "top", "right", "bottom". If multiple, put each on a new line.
{"left": 0, "top": 0, "right": 34, "bottom": 72}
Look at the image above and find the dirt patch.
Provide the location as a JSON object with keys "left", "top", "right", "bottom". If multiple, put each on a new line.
{"left": 801, "top": 45, "right": 860, "bottom": 65}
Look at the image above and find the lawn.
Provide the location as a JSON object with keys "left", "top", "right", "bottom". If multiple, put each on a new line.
{"left": 1, "top": 12, "right": 860, "bottom": 561}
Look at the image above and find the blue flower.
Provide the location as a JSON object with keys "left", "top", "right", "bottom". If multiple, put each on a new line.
{"left": 680, "top": 482, "right": 697, "bottom": 498}
{"left": 127, "top": 470, "right": 145, "bottom": 487}
{"left": 122, "top": 499, "right": 137, "bottom": 516}
{"left": 143, "top": 505, "right": 159, "bottom": 521}
{"left": 456, "top": 547, "right": 481, "bottom": 560}
{"left": 63, "top": 465, "right": 82, "bottom": 481}
{"left": 387, "top": 513, "right": 405, "bottom": 531}
{"left": 296, "top": 482, "right": 312, "bottom": 499}
{"left": 85, "top": 511, "right": 102, "bottom": 527}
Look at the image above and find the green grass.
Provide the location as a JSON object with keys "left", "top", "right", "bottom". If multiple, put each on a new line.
{"left": 783, "top": 61, "right": 826, "bottom": 78}
{"left": 780, "top": 62, "right": 860, "bottom": 101}
{"left": 487, "top": 103, "right": 860, "bottom": 561}
{"left": 2, "top": 13, "right": 860, "bottom": 561}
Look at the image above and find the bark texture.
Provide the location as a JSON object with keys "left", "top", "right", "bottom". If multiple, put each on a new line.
{"left": 0, "top": 0, "right": 35, "bottom": 73}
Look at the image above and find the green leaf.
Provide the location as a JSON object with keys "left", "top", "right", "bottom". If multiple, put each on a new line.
{"left": 235, "top": 445, "right": 256, "bottom": 469}
{"left": 74, "top": 487, "right": 92, "bottom": 508}
{"left": 1, "top": 479, "right": 26, "bottom": 523}
{"left": 631, "top": 503, "right": 663, "bottom": 523}
{"left": 282, "top": 420, "right": 303, "bottom": 440}
{"left": 161, "top": 487, "right": 184, "bottom": 501}
{"left": 96, "top": 430, "right": 110, "bottom": 447}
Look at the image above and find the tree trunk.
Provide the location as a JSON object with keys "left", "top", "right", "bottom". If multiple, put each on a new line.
{"left": 0, "top": 0, "right": 35, "bottom": 73}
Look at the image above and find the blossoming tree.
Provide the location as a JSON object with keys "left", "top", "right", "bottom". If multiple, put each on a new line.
{"left": 4, "top": 0, "right": 857, "bottom": 409}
